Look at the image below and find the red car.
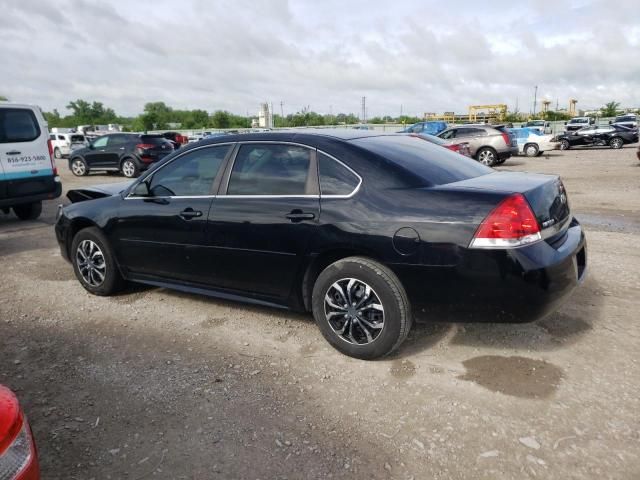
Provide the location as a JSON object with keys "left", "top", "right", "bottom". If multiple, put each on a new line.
{"left": 0, "top": 386, "right": 39, "bottom": 479}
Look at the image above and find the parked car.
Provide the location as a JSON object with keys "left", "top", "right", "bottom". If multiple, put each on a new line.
{"left": 637, "top": 143, "right": 640, "bottom": 162}
{"left": 188, "top": 132, "right": 213, "bottom": 143}
{"left": 565, "top": 116, "right": 595, "bottom": 132}
{"left": 49, "top": 132, "right": 89, "bottom": 159}
{"left": 411, "top": 133, "right": 472, "bottom": 157}
{"left": 555, "top": 124, "right": 639, "bottom": 150}
{"left": 523, "top": 120, "right": 552, "bottom": 134}
{"left": 161, "top": 131, "right": 188, "bottom": 149}
{"left": 55, "top": 131, "right": 586, "bottom": 359}
{"left": 510, "top": 127, "right": 560, "bottom": 157}
{"left": 0, "top": 385, "right": 40, "bottom": 479}
{"left": 437, "top": 124, "right": 518, "bottom": 166}
{"left": 68, "top": 133, "right": 174, "bottom": 178}
{"left": 0, "top": 103, "right": 62, "bottom": 220}
{"left": 398, "top": 121, "right": 448, "bottom": 136}
{"left": 610, "top": 113, "right": 637, "bottom": 130}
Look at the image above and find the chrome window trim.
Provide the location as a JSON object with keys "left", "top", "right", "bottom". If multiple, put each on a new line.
{"left": 317, "top": 150, "right": 362, "bottom": 199}
{"left": 125, "top": 142, "right": 236, "bottom": 199}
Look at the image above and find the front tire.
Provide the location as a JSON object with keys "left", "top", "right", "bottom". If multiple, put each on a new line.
{"left": 13, "top": 202, "right": 42, "bottom": 221}
{"left": 71, "top": 227, "right": 124, "bottom": 296}
{"left": 609, "top": 137, "right": 624, "bottom": 149}
{"left": 311, "top": 257, "right": 412, "bottom": 360}
{"left": 121, "top": 158, "right": 139, "bottom": 178}
{"left": 560, "top": 139, "right": 570, "bottom": 150}
{"left": 54, "top": 147, "right": 62, "bottom": 159}
{"left": 476, "top": 147, "right": 497, "bottom": 166}
{"left": 71, "top": 157, "right": 89, "bottom": 176}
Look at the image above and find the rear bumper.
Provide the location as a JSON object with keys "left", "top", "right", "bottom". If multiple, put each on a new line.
{"left": 0, "top": 178, "right": 62, "bottom": 208}
{"left": 394, "top": 219, "right": 587, "bottom": 323}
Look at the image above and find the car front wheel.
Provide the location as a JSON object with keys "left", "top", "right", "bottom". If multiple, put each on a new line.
{"left": 71, "top": 227, "right": 125, "bottom": 296}
{"left": 71, "top": 158, "right": 89, "bottom": 176}
{"left": 476, "top": 148, "right": 497, "bottom": 166}
{"left": 609, "top": 137, "right": 624, "bottom": 149}
{"left": 524, "top": 143, "right": 539, "bottom": 157}
{"left": 560, "top": 139, "right": 570, "bottom": 150}
{"left": 311, "top": 256, "right": 411, "bottom": 360}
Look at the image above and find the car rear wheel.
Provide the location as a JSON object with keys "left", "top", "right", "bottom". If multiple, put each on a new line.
{"left": 71, "top": 158, "right": 89, "bottom": 176}
{"left": 524, "top": 143, "right": 539, "bottom": 157}
{"left": 13, "top": 201, "right": 42, "bottom": 221}
{"left": 54, "top": 147, "right": 62, "bottom": 159}
{"left": 71, "top": 227, "right": 125, "bottom": 296}
{"left": 311, "top": 256, "right": 411, "bottom": 360}
{"left": 560, "top": 139, "right": 570, "bottom": 150}
{"left": 121, "top": 158, "right": 139, "bottom": 178}
{"left": 609, "top": 137, "right": 624, "bottom": 149}
{"left": 476, "top": 148, "right": 497, "bottom": 166}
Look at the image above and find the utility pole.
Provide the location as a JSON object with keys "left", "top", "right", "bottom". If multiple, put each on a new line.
{"left": 532, "top": 85, "right": 538, "bottom": 117}
{"left": 329, "top": 104, "right": 333, "bottom": 125}
{"left": 361, "top": 97, "right": 367, "bottom": 124}
{"left": 400, "top": 104, "right": 403, "bottom": 119}
{"left": 280, "top": 101, "right": 284, "bottom": 128}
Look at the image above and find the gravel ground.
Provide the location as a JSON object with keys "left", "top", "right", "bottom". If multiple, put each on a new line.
{"left": 1, "top": 145, "right": 639, "bottom": 479}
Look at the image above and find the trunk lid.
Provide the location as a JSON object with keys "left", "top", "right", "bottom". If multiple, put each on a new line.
{"left": 440, "top": 171, "right": 571, "bottom": 234}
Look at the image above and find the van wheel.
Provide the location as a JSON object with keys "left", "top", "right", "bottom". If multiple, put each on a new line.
{"left": 524, "top": 143, "right": 539, "bottom": 157}
{"left": 311, "top": 256, "right": 412, "bottom": 360}
{"left": 71, "top": 158, "right": 89, "bottom": 176}
{"left": 71, "top": 227, "right": 125, "bottom": 296}
{"left": 13, "top": 202, "right": 42, "bottom": 221}
{"left": 54, "top": 148, "right": 62, "bottom": 159}
{"left": 121, "top": 158, "right": 139, "bottom": 178}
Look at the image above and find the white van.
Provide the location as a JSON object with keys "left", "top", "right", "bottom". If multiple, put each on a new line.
{"left": 0, "top": 103, "right": 62, "bottom": 220}
{"left": 49, "top": 132, "right": 89, "bottom": 159}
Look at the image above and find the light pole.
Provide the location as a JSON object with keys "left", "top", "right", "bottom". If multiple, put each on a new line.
{"left": 532, "top": 85, "right": 538, "bottom": 117}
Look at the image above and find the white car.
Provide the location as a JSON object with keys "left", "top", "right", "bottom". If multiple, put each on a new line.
{"left": 0, "top": 103, "right": 62, "bottom": 220}
{"left": 511, "top": 127, "right": 560, "bottom": 157}
{"left": 49, "top": 132, "right": 89, "bottom": 159}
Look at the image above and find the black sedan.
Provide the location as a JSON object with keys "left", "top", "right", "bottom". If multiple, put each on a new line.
{"left": 556, "top": 124, "right": 639, "bottom": 150}
{"left": 55, "top": 131, "right": 586, "bottom": 359}
{"left": 69, "top": 133, "right": 175, "bottom": 178}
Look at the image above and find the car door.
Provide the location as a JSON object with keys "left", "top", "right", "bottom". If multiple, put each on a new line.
{"left": 111, "top": 144, "right": 233, "bottom": 282}
{"left": 83, "top": 135, "right": 112, "bottom": 167}
{"left": 202, "top": 142, "right": 320, "bottom": 300}
{"left": 101, "top": 134, "right": 129, "bottom": 167}
{"left": 576, "top": 126, "right": 596, "bottom": 145}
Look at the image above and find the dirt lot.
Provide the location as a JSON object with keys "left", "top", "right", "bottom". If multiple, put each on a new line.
{"left": 1, "top": 146, "right": 639, "bottom": 479}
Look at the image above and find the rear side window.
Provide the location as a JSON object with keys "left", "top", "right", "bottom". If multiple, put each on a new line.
{"left": 141, "top": 135, "right": 170, "bottom": 145}
{"left": 351, "top": 135, "right": 491, "bottom": 187}
{"left": 228, "top": 144, "right": 312, "bottom": 195}
{"left": 0, "top": 108, "right": 41, "bottom": 143}
{"left": 319, "top": 153, "right": 360, "bottom": 196}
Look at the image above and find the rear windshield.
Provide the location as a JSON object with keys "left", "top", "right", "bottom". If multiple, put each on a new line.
{"left": 569, "top": 118, "right": 588, "bottom": 124}
{"left": 615, "top": 116, "right": 635, "bottom": 123}
{"left": 0, "top": 108, "right": 41, "bottom": 143}
{"left": 70, "top": 134, "right": 85, "bottom": 143}
{"left": 140, "top": 135, "right": 170, "bottom": 145}
{"left": 351, "top": 135, "right": 491, "bottom": 187}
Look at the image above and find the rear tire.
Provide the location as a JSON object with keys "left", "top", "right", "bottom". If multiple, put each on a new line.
{"left": 121, "top": 158, "right": 139, "bottom": 178}
{"left": 311, "top": 256, "right": 412, "bottom": 360}
{"left": 54, "top": 148, "right": 62, "bottom": 159}
{"left": 13, "top": 202, "right": 42, "bottom": 221}
{"left": 71, "top": 157, "right": 89, "bottom": 176}
{"left": 560, "top": 139, "right": 570, "bottom": 150}
{"left": 71, "top": 227, "right": 125, "bottom": 296}
{"left": 609, "top": 137, "right": 624, "bottom": 149}
{"left": 476, "top": 147, "right": 497, "bottom": 166}
{"left": 524, "top": 143, "right": 539, "bottom": 157}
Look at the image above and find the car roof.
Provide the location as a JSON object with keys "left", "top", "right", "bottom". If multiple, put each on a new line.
{"left": 197, "top": 129, "right": 389, "bottom": 145}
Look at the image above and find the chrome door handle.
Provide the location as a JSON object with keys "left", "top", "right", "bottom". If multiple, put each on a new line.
{"left": 179, "top": 208, "right": 203, "bottom": 219}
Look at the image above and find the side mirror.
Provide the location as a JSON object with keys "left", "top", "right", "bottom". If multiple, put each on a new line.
{"left": 132, "top": 181, "right": 151, "bottom": 197}
{"left": 88, "top": 143, "right": 95, "bottom": 149}
{"left": 608, "top": 120, "right": 612, "bottom": 124}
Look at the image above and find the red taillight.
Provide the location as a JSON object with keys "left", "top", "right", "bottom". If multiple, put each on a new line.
{"left": 0, "top": 386, "right": 22, "bottom": 454}
{"left": 47, "top": 139, "right": 58, "bottom": 176}
{"left": 136, "top": 143, "right": 155, "bottom": 150}
{"left": 0, "top": 386, "right": 40, "bottom": 479}
{"left": 445, "top": 144, "right": 461, "bottom": 152}
{"left": 501, "top": 132, "right": 511, "bottom": 146}
{"left": 470, "top": 194, "right": 541, "bottom": 248}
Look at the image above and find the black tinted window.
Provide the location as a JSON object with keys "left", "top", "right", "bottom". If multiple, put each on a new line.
{"left": 0, "top": 108, "right": 41, "bottom": 143}
{"left": 319, "top": 153, "right": 360, "bottom": 196}
{"left": 148, "top": 145, "right": 230, "bottom": 196}
{"left": 228, "top": 144, "right": 311, "bottom": 195}
{"left": 141, "top": 135, "right": 170, "bottom": 145}
{"left": 351, "top": 135, "right": 491, "bottom": 187}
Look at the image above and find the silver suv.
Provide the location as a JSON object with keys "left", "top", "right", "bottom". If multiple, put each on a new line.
{"left": 436, "top": 124, "right": 518, "bottom": 166}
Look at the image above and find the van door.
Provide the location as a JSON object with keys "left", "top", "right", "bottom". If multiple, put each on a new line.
{"left": 0, "top": 106, "right": 55, "bottom": 200}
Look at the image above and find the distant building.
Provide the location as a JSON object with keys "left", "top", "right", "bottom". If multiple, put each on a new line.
{"left": 257, "top": 103, "right": 273, "bottom": 128}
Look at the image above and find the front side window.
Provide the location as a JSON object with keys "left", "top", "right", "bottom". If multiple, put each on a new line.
{"left": 227, "top": 144, "right": 311, "bottom": 195}
{"left": 439, "top": 129, "right": 456, "bottom": 140}
{"left": 319, "top": 153, "right": 360, "bottom": 196}
{"left": 147, "top": 144, "right": 231, "bottom": 197}
{"left": 92, "top": 136, "right": 109, "bottom": 148}
{"left": 0, "top": 108, "right": 40, "bottom": 144}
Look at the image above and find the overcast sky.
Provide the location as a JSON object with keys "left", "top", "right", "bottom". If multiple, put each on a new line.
{"left": 2, "top": 0, "right": 639, "bottom": 118}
